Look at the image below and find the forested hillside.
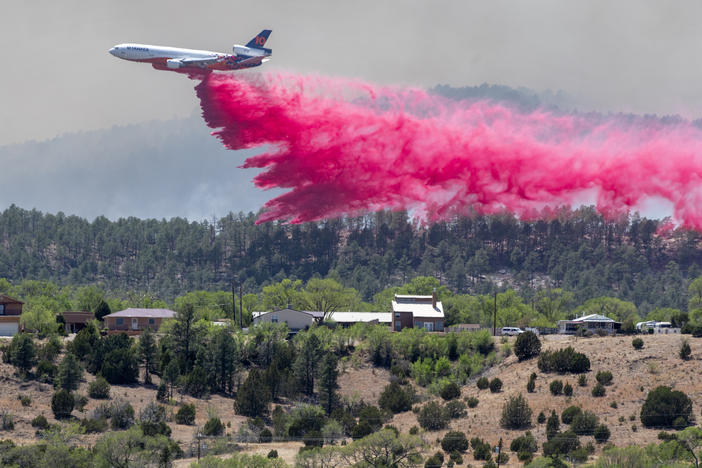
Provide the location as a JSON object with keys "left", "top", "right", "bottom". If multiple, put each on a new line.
{"left": 1, "top": 204, "right": 700, "bottom": 316}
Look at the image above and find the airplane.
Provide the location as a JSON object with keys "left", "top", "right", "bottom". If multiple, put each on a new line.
{"left": 109, "top": 30, "right": 272, "bottom": 72}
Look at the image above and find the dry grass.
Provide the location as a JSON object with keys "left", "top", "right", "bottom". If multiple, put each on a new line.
{"left": 1, "top": 333, "right": 701, "bottom": 467}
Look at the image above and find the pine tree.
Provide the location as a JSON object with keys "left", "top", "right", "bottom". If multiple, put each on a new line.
{"left": 56, "top": 352, "right": 83, "bottom": 391}
{"left": 139, "top": 327, "right": 157, "bottom": 385}
{"left": 8, "top": 333, "right": 37, "bottom": 376}
{"left": 294, "top": 333, "right": 321, "bottom": 396}
{"left": 235, "top": 369, "right": 271, "bottom": 417}
{"left": 318, "top": 353, "right": 339, "bottom": 415}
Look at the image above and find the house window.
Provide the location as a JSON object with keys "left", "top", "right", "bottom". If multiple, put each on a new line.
{"left": 415, "top": 320, "right": 423, "bottom": 329}
{"left": 116, "top": 318, "right": 124, "bottom": 326}
{"left": 424, "top": 322, "right": 434, "bottom": 331}
{"left": 148, "top": 318, "right": 155, "bottom": 325}
{"left": 395, "top": 313, "right": 400, "bottom": 318}
{"left": 272, "top": 314, "right": 278, "bottom": 323}
{"left": 395, "top": 322, "right": 401, "bottom": 331}
{"left": 436, "top": 321, "right": 443, "bottom": 331}
{"left": 0, "top": 304, "right": 4, "bottom": 315}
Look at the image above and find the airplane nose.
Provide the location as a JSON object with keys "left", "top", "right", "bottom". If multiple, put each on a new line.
{"left": 109, "top": 47, "right": 117, "bottom": 56}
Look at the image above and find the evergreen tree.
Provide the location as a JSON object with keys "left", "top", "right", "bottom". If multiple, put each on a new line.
{"left": 138, "top": 326, "right": 157, "bottom": 385}
{"left": 235, "top": 369, "right": 271, "bottom": 417}
{"left": 7, "top": 333, "right": 37, "bottom": 376}
{"left": 94, "top": 299, "right": 111, "bottom": 322}
{"left": 56, "top": 352, "right": 83, "bottom": 391}
{"left": 318, "top": 353, "right": 339, "bottom": 415}
{"left": 294, "top": 333, "right": 321, "bottom": 396}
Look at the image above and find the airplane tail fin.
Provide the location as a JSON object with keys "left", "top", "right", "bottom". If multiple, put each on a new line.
{"left": 246, "top": 30, "right": 272, "bottom": 49}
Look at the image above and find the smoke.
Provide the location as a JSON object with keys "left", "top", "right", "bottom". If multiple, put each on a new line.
{"left": 194, "top": 71, "right": 702, "bottom": 228}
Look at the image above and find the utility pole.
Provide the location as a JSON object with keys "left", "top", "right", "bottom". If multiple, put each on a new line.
{"left": 231, "top": 279, "right": 237, "bottom": 325}
{"left": 493, "top": 291, "right": 497, "bottom": 336}
{"left": 496, "top": 437, "right": 503, "bottom": 468}
{"left": 239, "top": 282, "right": 243, "bottom": 329}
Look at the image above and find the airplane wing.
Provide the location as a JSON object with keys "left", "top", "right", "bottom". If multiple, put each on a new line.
{"left": 175, "top": 57, "right": 223, "bottom": 68}
{"left": 235, "top": 55, "right": 268, "bottom": 67}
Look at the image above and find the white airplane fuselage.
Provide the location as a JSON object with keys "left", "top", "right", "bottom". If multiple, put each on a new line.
{"left": 109, "top": 31, "right": 272, "bottom": 72}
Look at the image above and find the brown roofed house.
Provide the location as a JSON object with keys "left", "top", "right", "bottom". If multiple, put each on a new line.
{"left": 103, "top": 308, "right": 176, "bottom": 335}
{"left": 0, "top": 294, "right": 24, "bottom": 336}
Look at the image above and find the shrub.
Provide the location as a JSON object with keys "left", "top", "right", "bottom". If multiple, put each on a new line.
{"left": 31, "top": 415, "right": 48, "bottom": 429}
{"left": 510, "top": 431, "right": 537, "bottom": 453}
{"left": 139, "top": 401, "right": 170, "bottom": 437}
{"left": 449, "top": 451, "right": 463, "bottom": 464}
{"left": 514, "top": 331, "right": 541, "bottom": 361}
{"left": 358, "top": 405, "right": 385, "bottom": 431}
{"left": 496, "top": 451, "right": 509, "bottom": 464}
{"left": 680, "top": 339, "right": 692, "bottom": 360}
{"left": 51, "top": 389, "right": 74, "bottom": 419}
{"left": 204, "top": 417, "right": 224, "bottom": 436}
{"left": 110, "top": 399, "right": 135, "bottom": 429}
{"left": 88, "top": 376, "right": 111, "bottom": 399}
{"left": 442, "top": 430, "right": 469, "bottom": 453}
{"left": 466, "top": 396, "right": 479, "bottom": 408}
{"left": 561, "top": 406, "right": 582, "bottom": 425}
{"left": 596, "top": 371, "right": 613, "bottom": 386}
{"left": 351, "top": 422, "right": 372, "bottom": 439}
{"left": 500, "top": 394, "right": 532, "bottom": 429}
{"left": 476, "top": 377, "right": 489, "bottom": 389}
{"left": 156, "top": 382, "right": 168, "bottom": 402}
{"left": 489, "top": 378, "right": 502, "bottom": 393}
{"left": 537, "top": 411, "right": 546, "bottom": 424}
{"left": 526, "top": 374, "right": 536, "bottom": 393}
{"left": 592, "top": 383, "right": 606, "bottom": 397}
{"left": 563, "top": 383, "right": 573, "bottom": 396}
{"left": 267, "top": 450, "right": 278, "bottom": 458}
{"left": 445, "top": 400, "right": 467, "bottom": 419}
{"left": 175, "top": 403, "right": 196, "bottom": 425}
{"left": 594, "top": 424, "right": 611, "bottom": 443}
{"left": 409, "top": 425, "right": 419, "bottom": 435}
{"left": 440, "top": 381, "right": 461, "bottom": 400}
{"left": 379, "top": 381, "right": 414, "bottom": 413}
{"left": 671, "top": 417, "right": 689, "bottom": 431}
{"left": 537, "top": 347, "right": 590, "bottom": 374}
{"left": 578, "top": 375, "right": 587, "bottom": 386}
{"left": 571, "top": 411, "right": 599, "bottom": 435}
{"left": 303, "top": 429, "right": 323, "bottom": 448}
{"left": 632, "top": 338, "right": 644, "bottom": 350}
{"left": 19, "top": 395, "right": 31, "bottom": 407}
{"left": 259, "top": 428, "right": 273, "bottom": 443}
{"left": 546, "top": 410, "right": 560, "bottom": 440}
{"left": 36, "top": 360, "right": 57, "bottom": 383}
{"left": 549, "top": 380, "right": 563, "bottom": 395}
{"left": 100, "top": 348, "right": 139, "bottom": 384}
{"left": 81, "top": 417, "right": 108, "bottom": 433}
{"left": 418, "top": 401, "right": 449, "bottom": 431}
{"left": 471, "top": 437, "right": 492, "bottom": 461}
{"left": 1, "top": 411, "right": 14, "bottom": 430}
{"left": 543, "top": 430, "right": 580, "bottom": 457}
{"left": 424, "top": 453, "right": 443, "bottom": 468}
{"left": 75, "top": 394, "right": 88, "bottom": 412}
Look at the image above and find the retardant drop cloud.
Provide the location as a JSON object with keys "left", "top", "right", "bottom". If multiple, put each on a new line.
{"left": 194, "top": 71, "right": 702, "bottom": 229}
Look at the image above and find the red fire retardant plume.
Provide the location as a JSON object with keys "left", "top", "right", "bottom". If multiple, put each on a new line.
{"left": 194, "top": 71, "right": 702, "bottom": 228}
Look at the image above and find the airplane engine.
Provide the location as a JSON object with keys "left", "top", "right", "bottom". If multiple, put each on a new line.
{"left": 166, "top": 59, "right": 184, "bottom": 69}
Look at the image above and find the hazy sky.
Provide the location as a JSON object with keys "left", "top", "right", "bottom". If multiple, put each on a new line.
{"left": 4, "top": 0, "right": 702, "bottom": 146}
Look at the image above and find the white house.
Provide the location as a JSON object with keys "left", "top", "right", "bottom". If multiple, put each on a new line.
{"left": 557, "top": 314, "right": 621, "bottom": 335}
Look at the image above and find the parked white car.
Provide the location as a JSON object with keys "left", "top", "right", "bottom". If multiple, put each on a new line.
{"left": 501, "top": 327, "right": 524, "bottom": 336}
